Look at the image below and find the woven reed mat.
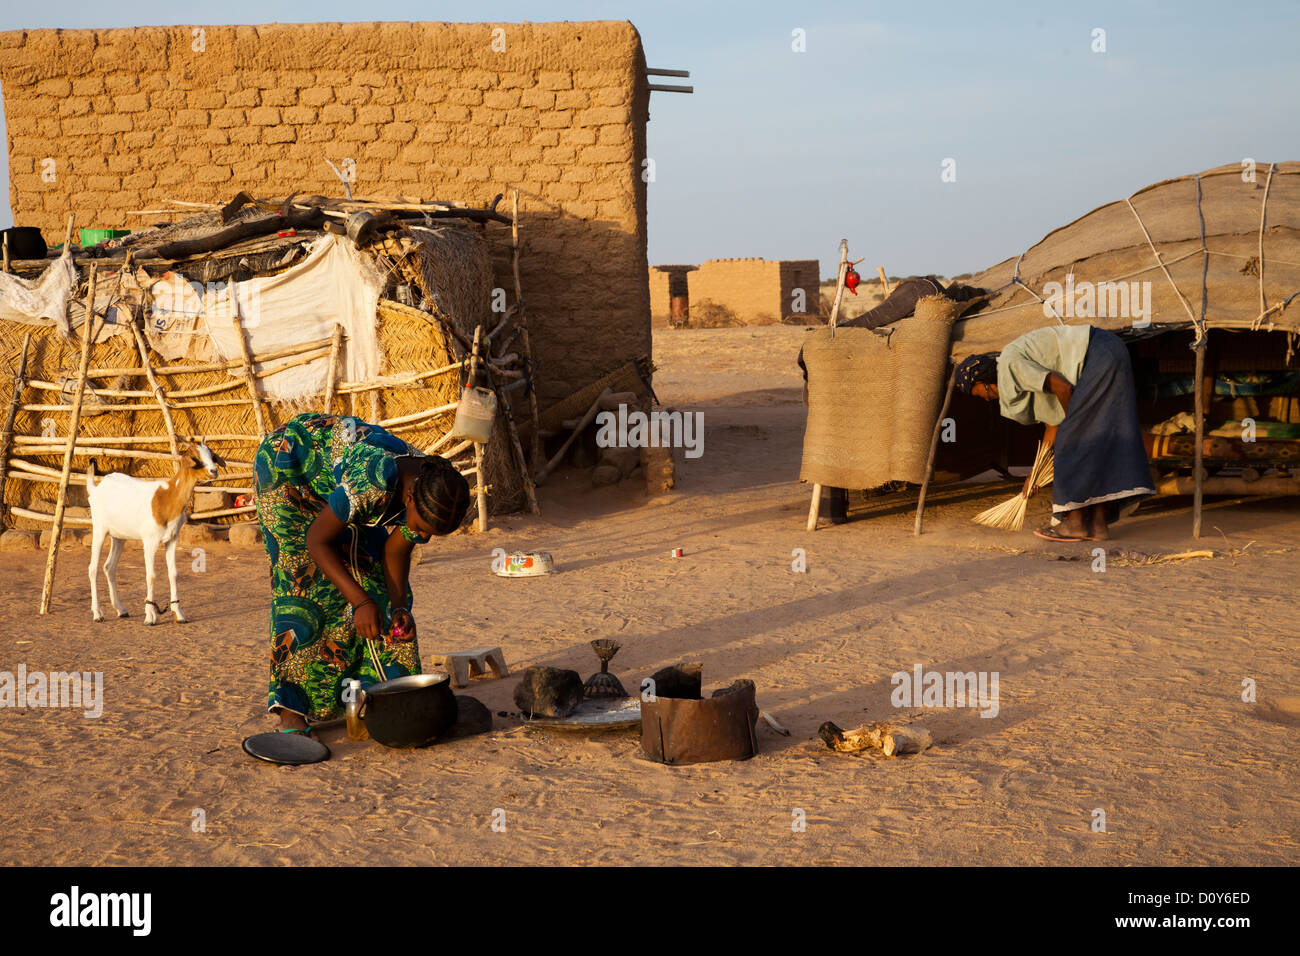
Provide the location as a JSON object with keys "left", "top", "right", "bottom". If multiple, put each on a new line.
{"left": 800, "top": 295, "right": 963, "bottom": 488}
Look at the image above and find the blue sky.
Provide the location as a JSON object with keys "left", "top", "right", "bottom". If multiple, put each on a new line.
{"left": 2, "top": 0, "right": 1297, "bottom": 278}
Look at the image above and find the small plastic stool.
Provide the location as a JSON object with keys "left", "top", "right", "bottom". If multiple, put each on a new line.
{"left": 429, "top": 646, "right": 510, "bottom": 688}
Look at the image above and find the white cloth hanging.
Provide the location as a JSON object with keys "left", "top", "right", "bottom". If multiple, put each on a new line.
{"left": 0, "top": 251, "right": 77, "bottom": 334}
{"left": 146, "top": 234, "right": 383, "bottom": 399}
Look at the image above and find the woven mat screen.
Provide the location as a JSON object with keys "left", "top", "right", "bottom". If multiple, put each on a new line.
{"left": 799, "top": 295, "right": 962, "bottom": 488}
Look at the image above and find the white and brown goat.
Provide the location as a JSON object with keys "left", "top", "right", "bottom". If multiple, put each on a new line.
{"left": 87, "top": 441, "right": 224, "bottom": 625}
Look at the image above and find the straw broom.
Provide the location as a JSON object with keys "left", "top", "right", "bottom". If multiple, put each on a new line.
{"left": 973, "top": 441, "right": 1055, "bottom": 530}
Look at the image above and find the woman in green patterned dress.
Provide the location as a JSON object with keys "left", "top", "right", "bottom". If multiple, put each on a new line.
{"left": 254, "top": 412, "right": 470, "bottom": 736}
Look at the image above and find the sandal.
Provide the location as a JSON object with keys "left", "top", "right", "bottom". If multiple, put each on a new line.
{"left": 278, "top": 726, "right": 315, "bottom": 738}
{"left": 1034, "top": 526, "right": 1087, "bottom": 542}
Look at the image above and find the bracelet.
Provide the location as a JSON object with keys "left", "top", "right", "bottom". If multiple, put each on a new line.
{"left": 353, "top": 599, "right": 376, "bottom": 612}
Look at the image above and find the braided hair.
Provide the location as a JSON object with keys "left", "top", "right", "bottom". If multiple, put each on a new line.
{"left": 412, "top": 455, "right": 471, "bottom": 534}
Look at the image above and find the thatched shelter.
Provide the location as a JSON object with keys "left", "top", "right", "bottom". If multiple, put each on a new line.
{"left": 953, "top": 162, "right": 1300, "bottom": 529}
{"left": 0, "top": 192, "right": 534, "bottom": 535}
{"left": 804, "top": 162, "right": 1300, "bottom": 535}
{"left": 954, "top": 161, "right": 1300, "bottom": 355}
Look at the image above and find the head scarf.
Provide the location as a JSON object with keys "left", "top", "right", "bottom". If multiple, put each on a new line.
{"left": 954, "top": 353, "right": 999, "bottom": 394}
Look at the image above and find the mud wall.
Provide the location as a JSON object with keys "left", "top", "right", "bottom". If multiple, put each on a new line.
{"left": 0, "top": 20, "right": 652, "bottom": 405}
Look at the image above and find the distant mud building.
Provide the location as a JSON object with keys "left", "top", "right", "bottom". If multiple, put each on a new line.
{"left": 650, "top": 257, "right": 821, "bottom": 325}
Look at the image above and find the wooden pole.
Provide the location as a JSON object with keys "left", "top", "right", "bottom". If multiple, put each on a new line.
{"left": 467, "top": 323, "right": 483, "bottom": 391}
{"left": 13, "top": 506, "right": 93, "bottom": 527}
{"left": 806, "top": 483, "right": 822, "bottom": 532}
{"left": 189, "top": 505, "right": 257, "bottom": 520}
{"left": 130, "top": 321, "right": 180, "bottom": 456}
{"left": 509, "top": 193, "right": 524, "bottom": 334}
{"left": 229, "top": 310, "right": 269, "bottom": 437}
{"left": 12, "top": 445, "right": 253, "bottom": 465}
{"left": 828, "top": 240, "right": 849, "bottom": 336}
{"left": 373, "top": 401, "right": 459, "bottom": 429}
{"left": 472, "top": 441, "right": 487, "bottom": 533}
{"left": 40, "top": 266, "right": 97, "bottom": 615}
{"left": 24, "top": 396, "right": 279, "bottom": 413}
{"left": 14, "top": 433, "right": 255, "bottom": 448}
{"left": 467, "top": 324, "right": 488, "bottom": 532}
{"left": 0, "top": 332, "right": 33, "bottom": 529}
{"left": 30, "top": 347, "right": 332, "bottom": 402}
{"left": 81, "top": 335, "right": 332, "bottom": 379}
{"left": 518, "top": 329, "right": 541, "bottom": 462}
{"left": 809, "top": 239, "right": 857, "bottom": 527}
{"left": 511, "top": 190, "right": 543, "bottom": 468}
{"left": 914, "top": 365, "right": 958, "bottom": 536}
{"left": 489, "top": 364, "right": 540, "bottom": 515}
{"left": 877, "top": 266, "right": 890, "bottom": 297}
{"left": 323, "top": 324, "right": 343, "bottom": 414}
{"left": 1192, "top": 336, "right": 1207, "bottom": 539}
{"left": 2, "top": 233, "right": 9, "bottom": 273}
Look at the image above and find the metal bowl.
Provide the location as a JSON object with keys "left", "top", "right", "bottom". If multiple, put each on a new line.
{"left": 349, "top": 673, "right": 458, "bottom": 748}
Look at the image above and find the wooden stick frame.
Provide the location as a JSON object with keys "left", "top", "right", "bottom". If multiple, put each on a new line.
{"left": 9, "top": 322, "right": 469, "bottom": 473}
{"left": 84, "top": 336, "right": 334, "bottom": 378}
{"left": 913, "top": 366, "right": 958, "bottom": 535}
{"left": 323, "top": 324, "right": 343, "bottom": 413}
{"left": 511, "top": 190, "right": 544, "bottom": 470}
{"left": 7, "top": 209, "right": 533, "bottom": 540}
{"left": 467, "top": 324, "right": 488, "bottom": 532}
{"left": 1193, "top": 335, "right": 1207, "bottom": 538}
{"left": 29, "top": 344, "right": 335, "bottom": 403}
{"left": 229, "top": 310, "right": 269, "bottom": 437}
{"left": 489, "top": 361, "right": 540, "bottom": 515}
{"left": 40, "top": 265, "right": 97, "bottom": 615}
{"left": 130, "top": 320, "right": 180, "bottom": 456}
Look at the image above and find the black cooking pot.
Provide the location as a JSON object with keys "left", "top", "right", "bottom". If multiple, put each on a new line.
{"left": 348, "top": 673, "right": 458, "bottom": 748}
{"left": 2, "top": 227, "right": 47, "bottom": 260}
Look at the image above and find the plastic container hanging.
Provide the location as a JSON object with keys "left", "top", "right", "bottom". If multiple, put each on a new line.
{"left": 449, "top": 386, "right": 497, "bottom": 443}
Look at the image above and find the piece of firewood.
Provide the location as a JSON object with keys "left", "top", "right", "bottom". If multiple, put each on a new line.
{"left": 818, "top": 720, "right": 931, "bottom": 756}
{"left": 818, "top": 720, "right": 877, "bottom": 753}
{"left": 881, "top": 725, "right": 933, "bottom": 756}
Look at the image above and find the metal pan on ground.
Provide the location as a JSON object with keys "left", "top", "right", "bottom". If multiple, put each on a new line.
{"left": 524, "top": 696, "right": 640, "bottom": 732}
{"left": 494, "top": 551, "right": 555, "bottom": 578}
{"left": 242, "top": 731, "right": 331, "bottom": 765}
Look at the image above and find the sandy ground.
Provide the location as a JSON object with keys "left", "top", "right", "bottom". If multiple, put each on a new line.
{"left": 2, "top": 325, "right": 1298, "bottom": 866}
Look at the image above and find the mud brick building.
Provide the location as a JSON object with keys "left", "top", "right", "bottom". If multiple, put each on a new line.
{"left": 0, "top": 20, "right": 652, "bottom": 405}
{"left": 649, "top": 257, "right": 821, "bottom": 324}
